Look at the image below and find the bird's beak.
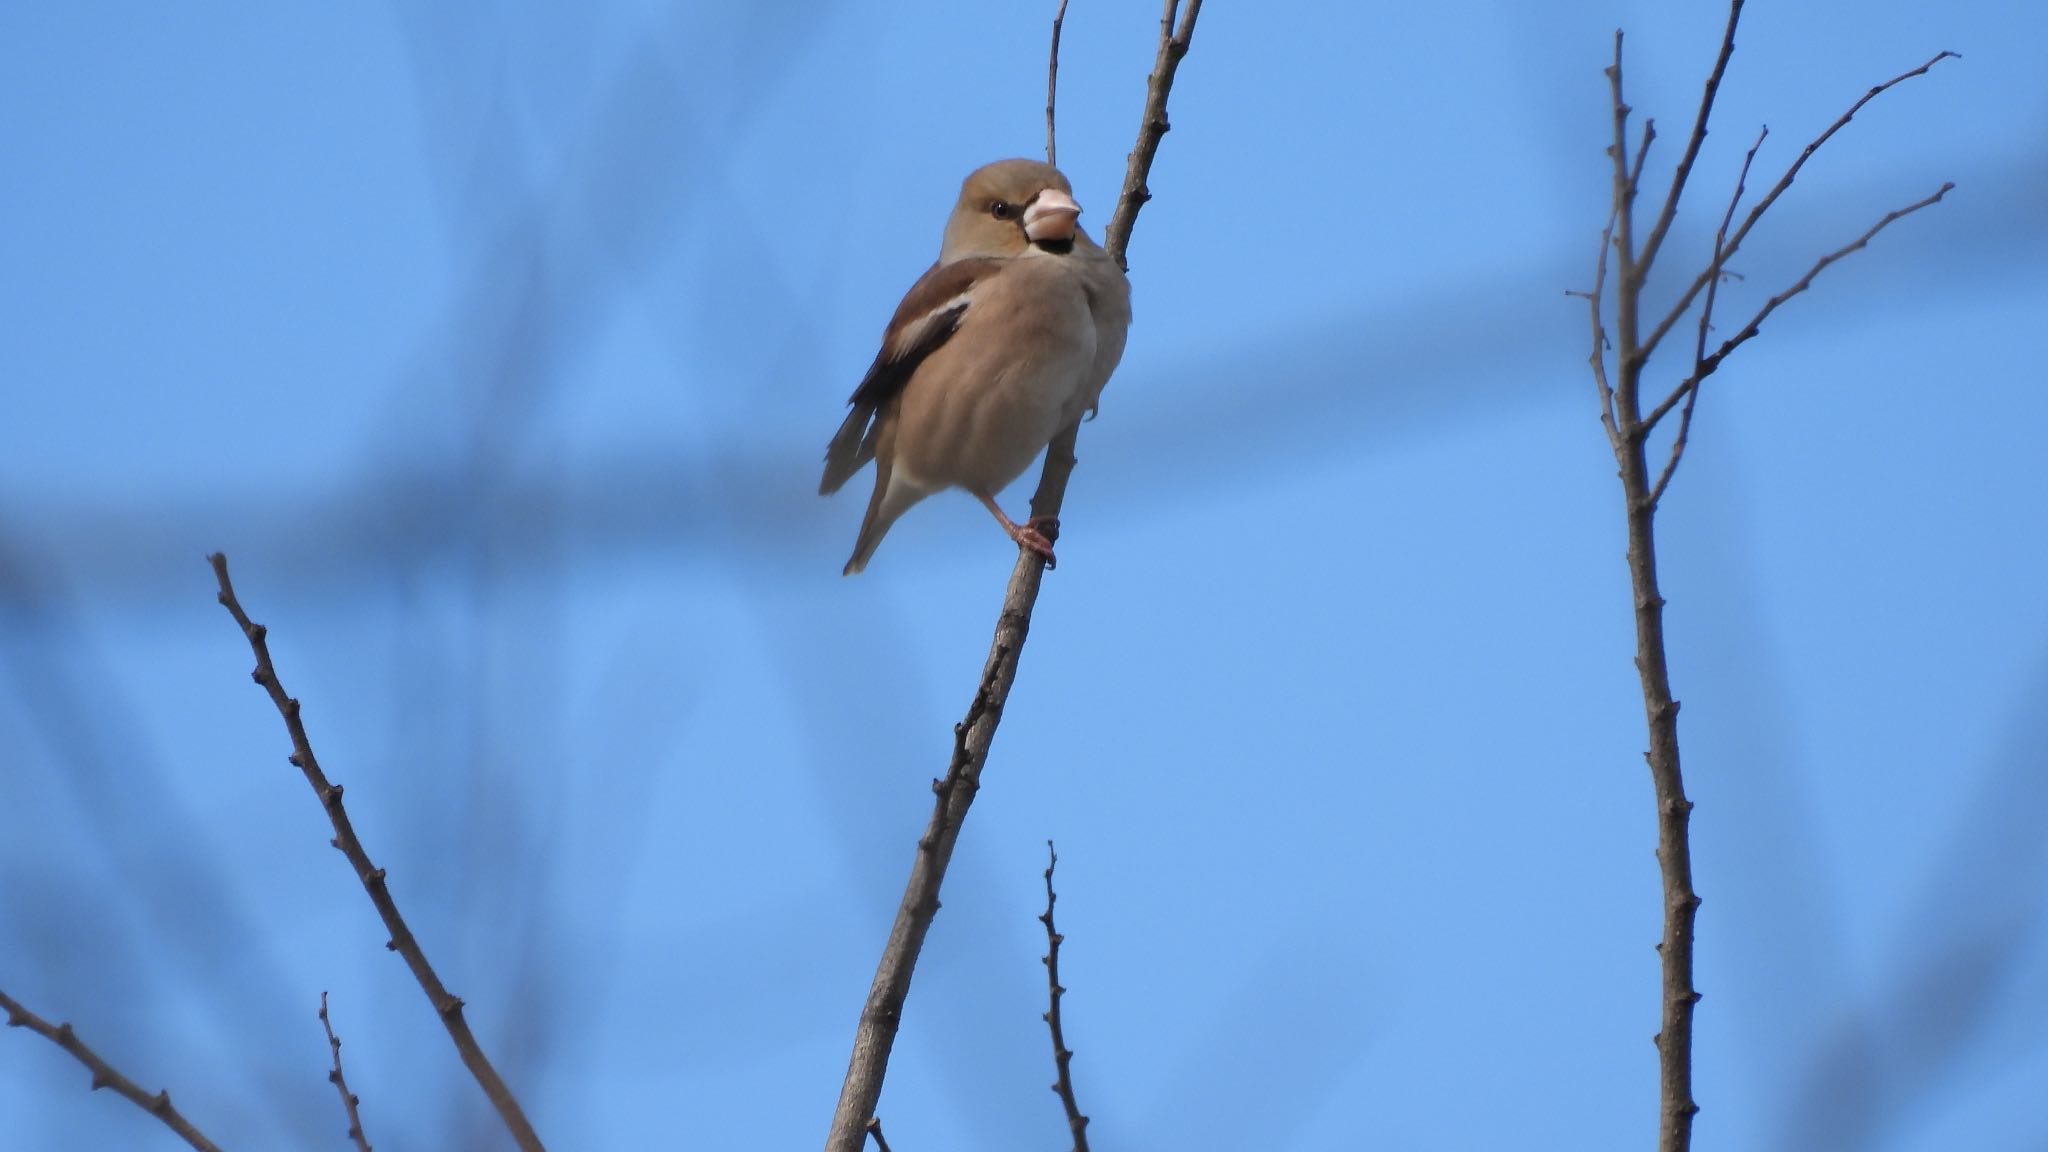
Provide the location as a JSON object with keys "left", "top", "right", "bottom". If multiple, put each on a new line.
{"left": 1024, "top": 189, "right": 1082, "bottom": 243}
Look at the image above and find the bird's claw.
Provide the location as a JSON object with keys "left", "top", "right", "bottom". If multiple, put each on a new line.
{"left": 1018, "top": 532, "right": 1058, "bottom": 570}
{"left": 1011, "top": 521, "right": 1059, "bottom": 570}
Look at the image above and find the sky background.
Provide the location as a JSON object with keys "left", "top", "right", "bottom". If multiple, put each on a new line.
{"left": 3, "top": 1, "right": 2046, "bottom": 1149}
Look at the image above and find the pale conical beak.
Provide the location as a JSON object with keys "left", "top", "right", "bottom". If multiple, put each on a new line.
{"left": 1023, "top": 189, "right": 1081, "bottom": 243}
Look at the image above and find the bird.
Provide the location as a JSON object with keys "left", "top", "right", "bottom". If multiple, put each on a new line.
{"left": 820, "top": 158, "right": 1131, "bottom": 575}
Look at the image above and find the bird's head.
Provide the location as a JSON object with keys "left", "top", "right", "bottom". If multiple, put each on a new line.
{"left": 940, "top": 159, "right": 1083, "bottom": 262}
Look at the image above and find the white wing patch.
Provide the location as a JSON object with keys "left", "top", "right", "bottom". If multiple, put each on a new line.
{"left": 890, "top": 290, "right": 976, "bottom": 361}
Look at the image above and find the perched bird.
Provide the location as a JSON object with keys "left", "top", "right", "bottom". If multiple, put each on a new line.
{"left": 820, "top": 158, "right": 1131, "bottom": 575}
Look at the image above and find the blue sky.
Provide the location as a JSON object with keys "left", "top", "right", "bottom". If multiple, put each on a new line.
{"left": 3, "top": 2, "right": 2045, "bottom": 1148}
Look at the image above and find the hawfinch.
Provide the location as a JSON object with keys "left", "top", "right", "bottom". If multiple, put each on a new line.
{"left": 820, "top": 158, "right": 1132, "bottom": 575}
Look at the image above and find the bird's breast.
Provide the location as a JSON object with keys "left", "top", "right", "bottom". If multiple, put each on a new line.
{"left": 891, "top": 259, "right": 1098, "bottom": 496}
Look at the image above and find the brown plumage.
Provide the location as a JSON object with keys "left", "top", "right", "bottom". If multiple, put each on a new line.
{"left": 821, "top": 159, "right": 1132, "bottom": 575}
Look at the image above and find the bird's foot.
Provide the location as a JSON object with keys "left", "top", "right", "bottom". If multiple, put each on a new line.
{"left": 976, "top": 495, "right": 1062, "bottom": 569}
{"left": 1008, "top": 521, "right": 1058, "bottom": 570}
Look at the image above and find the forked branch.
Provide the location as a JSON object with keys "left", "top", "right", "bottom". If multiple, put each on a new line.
{"left": 1694, "top": 181, "right": 1953, "bottom": 386}
{"left": 208, "top": 553, "right": 545, "bottom": 1152}
{"left": 1579, "top": 10, "right": 1951, "bottom": 1152}
{"left": 1644, "top": 124, "right": 1767, "bottom": 502}
{"left": 823, "top": 5, "right": 1205, "bottom": 1150}
{"left": 1635, "top": 0, "right": 1745, "bottom": 276}
{"left": 1639, "top": 48, "right": 1958, "bottom": 362}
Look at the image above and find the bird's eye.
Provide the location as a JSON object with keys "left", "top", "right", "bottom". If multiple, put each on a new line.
{"left": 990, "top": 201, "right": 1015, "bottom": 220}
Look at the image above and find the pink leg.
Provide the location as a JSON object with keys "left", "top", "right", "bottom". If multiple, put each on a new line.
{"left": 974, "top": 494, "right": 1059, "bottom": 569}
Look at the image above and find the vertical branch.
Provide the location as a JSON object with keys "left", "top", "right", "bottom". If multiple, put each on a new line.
{"left": 1619, "top": 398, "right": 1702, "bottom": 1152}
{"left": 208, "top": 554, "right": 547, "bottom": 1152}
{"left": 1636, "top": 0, "right": 1745, "bottom": 276}
{"left": 320, "top": 993, "right": 374, "bottom": 1152}
{"left": 1600, "top": 25, "right": 1709, "bottom": 1152}
{"left": 1032, "top": 0, "right": 1200, "bottom": 523}
{"left": 1046, "top": 0, "right": 1070, "bottom": 166}
{"left": 1099, "top": 0, "right": 1201, "bottom": 272}
{"left": 0, "top": 988, "right": 224, "bottom": 1152}
{"left": 1580, "top": 204, "right": 1621, "bottom": 443}
{"left": 1589, "top": 11, "right": 1948, "bottom": 1152}
{"left": 823, "top": 6, "right": 1204, "bottom": 1151}
{"left": 1646, "top": 126, "right": 1766, "bottom": 505}
{"left": 1604, "top": 31, "right": 1645, "bottom": 410}
{"left": 1041, "top": 842, "right": 1090, "bottom": 1152}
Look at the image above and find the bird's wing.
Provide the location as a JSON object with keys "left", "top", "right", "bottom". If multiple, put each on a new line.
{"left": 821, "top": 256, "right": 1005, "bottom": 495}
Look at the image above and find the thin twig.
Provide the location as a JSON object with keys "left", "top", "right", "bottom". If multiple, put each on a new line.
{"left": 1041, "top": 842, "right": 1090, "bottom": 1152}
{"left": 1627, "top": 117, "right": 1657, "bottom": 203}
{"left": 1642, "top": 177, "right": 1951, "bottom": 463}
{"left": 1640, "top": 48, "right": 1957, "bottom": 361}
{"left": 1603, "top": 29, "right": 1647, "bottom": 441}
{"left": 207, "top": 553, "right": 545, "bottom": 1152}
{"left": 319, "top": 993, "right": 374, "bottom": 1152}
{"left": 0, "top": 987, "right": 224, "bottom": 1152}
{"left": 1582, "top": 203, "right": 1622, "bottom": 446}
{"left": 1046, "top": 0, "right": 1070, "bottom": 167}
{"left": 822, "top": 7, "right": 1204, "bottom": 1151}
{"left": 1605, "top": 30, "right": 1637, "bottom": 269}
{"left": 1100, "top": 0, "right": 1202, "bottom": 272}
{"left": 1696, "top": 181, "right": 1953, "bottom": 383}
{"left": 864, "top": 1118, "right": 894, "bottom": 1152}
{"left": 1635, "top": 0, "right": 1745, "bottom": 278}
{"left": 1645, "top": 125, "right": 1767, "bottom": 503}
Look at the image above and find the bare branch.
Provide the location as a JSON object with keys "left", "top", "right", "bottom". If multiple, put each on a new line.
{"left": 824, "top": 7, "right": 1204, "bottom": 1150}
{"left": 1669, "top": 126, "right": 1768, "bottom": 423}
{"left": 1046, "top": 0, "right": 1070, "bottom": 166}
{"left": 1628, "top": 117, "right": 1657, "bottom": 203}
{"left": 0, "top": 987, "right": 224, "bottom": 1152}
{"left": 1645, "top": 125, "right": 1766, "bottom": 503}
{"left": 1040, "top": 842, "right": 1090, "bottom": 1152}
{"left": 1100, "top": 0, "right": 1202, "bottom": 271}
{"left": 1641, "top": 48, "right": 1958, "bottom": 361}
{"left": 1583, "top": 205, "right": 1623, "bottom": 447}
{"left": 1695, "top": 181, "right": 1954, "bottom": 382}
{"left": 864, "top": 1118, "right": 894, "bottom": 1152}
{"left": 1636, "top": 0, "right": 1746, "bottom": 276}
{"left": 207, "top": 553, "right": 545, "bottom": 1152}
{"left": 1585, "top": 16, "right": 1954, "bottom": 1151}
{"left": 320, "top": 993, "right": 374, "bottom": 1152}
{"left": 1604, "top": 29, "right": 1652, "bottom": 405}
{"left": 1604, "top": 31, "right": 1638, "bottom": 281}
{"left": 1644, "top": 178, "right": 1952, "bottom": 477}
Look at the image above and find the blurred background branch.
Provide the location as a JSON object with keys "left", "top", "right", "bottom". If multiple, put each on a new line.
{"left": 211, "top": 554, "right": 545, "bottom": 1151}
{"left": 320, "top": 992, "right": 375, "bottom": 1152}
{"left": 0, "top": 988, "right": 224, "bottom": 1152}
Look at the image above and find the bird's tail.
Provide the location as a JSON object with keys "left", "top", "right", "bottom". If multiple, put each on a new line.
{"left": 820, "top": 403, "right": 878, "bottom": 496}
{"left": 843, "top": 466, "right": 928, "bottom": 576}
{"left": 843, "top": 523, "right": 888, "bottom": 576}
